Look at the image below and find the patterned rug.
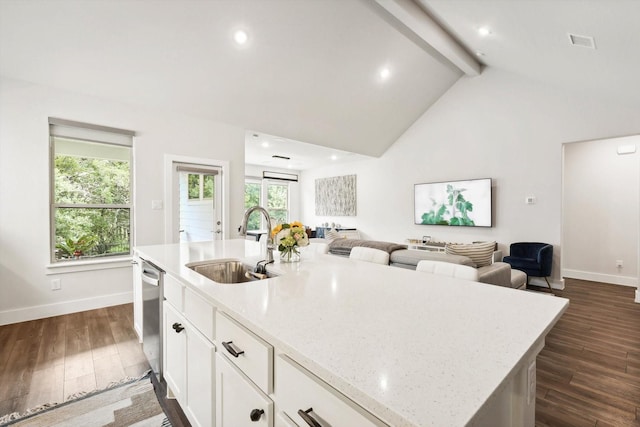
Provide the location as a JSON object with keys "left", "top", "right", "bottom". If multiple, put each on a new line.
{"left": 0, "top": 373, "right": 171, "bottom": 427}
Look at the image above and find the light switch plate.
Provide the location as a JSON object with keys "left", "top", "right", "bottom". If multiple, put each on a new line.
{"left": 151, "top": 200, "right": 163, "bottom": 210}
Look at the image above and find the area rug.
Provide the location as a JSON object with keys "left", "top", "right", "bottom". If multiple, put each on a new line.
{"left": 0, "top": 373, "right": 170, "bottom": 427}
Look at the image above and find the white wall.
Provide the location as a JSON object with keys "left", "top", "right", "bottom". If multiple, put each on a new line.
{"left": 0, "top": 77, "right": 245, "bottom": 324}
{"left": 562, "top": 135, "right": 639, "bottom": 286}
{"left": 301, "top": 68, "right": 640, "bottom": 288}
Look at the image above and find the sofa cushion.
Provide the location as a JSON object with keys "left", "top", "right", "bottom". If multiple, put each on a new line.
{"left": 445, "top": 241, "right": 496, "bottom": 267}
{"left": 325, "top": 229, "right": 345, "bottom": 242}
{"left": 477, "top": 262, "right": 513, "bottom": 288}
{"left": 328, "top": 239, "right": 406, "bottom": 256}
{"left": 389, "top": 249, "right": 475, "bottom": 267}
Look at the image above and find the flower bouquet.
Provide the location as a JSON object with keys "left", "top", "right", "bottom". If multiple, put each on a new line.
{"left": 272, "top": 221, "right": 309, "bottom": 262}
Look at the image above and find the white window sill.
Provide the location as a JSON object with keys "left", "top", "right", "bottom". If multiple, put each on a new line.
{"left": 46, "top": 256, "right": 133, "bottom": 275}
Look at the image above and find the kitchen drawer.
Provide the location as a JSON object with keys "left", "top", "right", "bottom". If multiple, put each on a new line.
{"left": 164, "top": 273, "right": 184, "bottom": 310}
{"left": 184, "top": 287, "right": 215, "bottom": 341}
{"left": 276, "top": 355, "right": 387, "bottom": 427}
{"left": 216, "top": 312, "right": 273, "bottom": 394}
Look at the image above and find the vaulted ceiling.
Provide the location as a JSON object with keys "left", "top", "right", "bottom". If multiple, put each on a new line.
{"left": 2, "top": 0, "right": 638, "bottom": 166}
{"left": 0, "top": 0, "right": 465, "bottom": 158}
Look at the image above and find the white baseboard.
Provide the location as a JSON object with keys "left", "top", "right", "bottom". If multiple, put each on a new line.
{"left": 528, "top": 277, "right": 565, "bottom": 291}
{"left": 0, "top": 291, "right": 133, "bottom": 326}
{"left": 562, "top": 269, "right": 638, "bottom": 287}
{"left": 636, "top": 289, "right": 640, "bottom": 303}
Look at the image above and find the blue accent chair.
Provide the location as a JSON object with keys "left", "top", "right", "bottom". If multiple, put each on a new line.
{"left": 503, "top": 242, "right": 553, "bottom": 292}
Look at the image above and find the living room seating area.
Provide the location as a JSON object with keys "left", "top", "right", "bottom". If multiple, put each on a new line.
{"left": 311, "top": 232, "right": 528, "bottom": 290}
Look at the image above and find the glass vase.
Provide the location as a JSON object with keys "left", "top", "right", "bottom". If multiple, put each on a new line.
{"left": 280, "top": 247, "right": 300, "bottom": 263}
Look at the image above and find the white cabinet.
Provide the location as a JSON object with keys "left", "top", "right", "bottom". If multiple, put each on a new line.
{"left": 276, "top": 355, "right": 386, "bottom": 427}
{"left": 164, "top": 302, "right": 187, "bottom": 404}
{"left": 216, "top": 353, "right": 273, "bottom": 427}
{"left": 186, "top": 317, "right": 216, "bottom": 427}
{"left": 275, "top": 412, "right": 298, "bottom": 427}
{"left": 164, "top": 279, "right": 216, "bottom": 427}
{"left": 132, "top": 256, "right": 143, "bottom": 341}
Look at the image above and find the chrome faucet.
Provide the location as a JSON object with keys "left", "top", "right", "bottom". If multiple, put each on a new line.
{"left": 239, "top": 206, "right": 275, "bottom": 263}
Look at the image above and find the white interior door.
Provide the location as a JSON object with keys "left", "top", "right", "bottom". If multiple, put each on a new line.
{"left": 172, "top": 163, "right": 223, "bottom": 243}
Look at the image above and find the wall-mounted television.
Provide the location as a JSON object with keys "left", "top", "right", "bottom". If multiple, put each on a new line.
{"left": 414, "top": 178, "right": 492, "bottom": 227}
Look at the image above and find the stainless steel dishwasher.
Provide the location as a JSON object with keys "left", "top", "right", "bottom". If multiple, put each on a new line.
{"left": 140, "top": 259, "right": 164, "bottom": 382}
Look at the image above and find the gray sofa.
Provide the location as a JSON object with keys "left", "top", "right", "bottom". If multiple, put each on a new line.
{"left": 317, "top": 238, "right": 523, "bottom": 289}
{"left": 389, "top": 249, "right": 517, "bottom": 288}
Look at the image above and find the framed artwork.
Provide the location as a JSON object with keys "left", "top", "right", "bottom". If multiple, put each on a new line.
{"left": 315, "top": 174, "right": 356, "bottom": 216}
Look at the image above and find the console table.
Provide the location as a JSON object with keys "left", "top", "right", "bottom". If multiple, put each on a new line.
{"left": 406, "top": 240, "right": 447, "bottom": 252}
{"left": 315, "top": 227, "right": 356, "bottom": 239}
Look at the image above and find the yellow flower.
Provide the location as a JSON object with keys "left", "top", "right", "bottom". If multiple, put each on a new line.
{"left": 291, "top": 221, "right": 303, "bottom": 228}
{"left": 271, "top": 224, "right": 283, "bottom": 237}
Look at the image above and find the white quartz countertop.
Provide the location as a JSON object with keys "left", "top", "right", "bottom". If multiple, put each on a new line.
{"left": 136, "top": 239, "right": 568, "bottom": 427}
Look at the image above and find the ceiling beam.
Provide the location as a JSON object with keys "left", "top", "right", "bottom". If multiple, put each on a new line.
{"left": 374, "top": 0, "right": 481, "bottom": 76}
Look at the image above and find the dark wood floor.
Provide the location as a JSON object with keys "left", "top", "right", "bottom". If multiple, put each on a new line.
{"left": 535, "top": 278, "right": 640, "bottom": 427}
{"left": 0, "top": 303, "right": 149, "bottom": 417}
{"left": 1, "top": 283, "right": 639, "bottom": 426}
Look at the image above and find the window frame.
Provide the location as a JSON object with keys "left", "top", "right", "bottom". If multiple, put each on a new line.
{"left": 265, "top": 180, "right": 290, "bottom": 225}
{"left": 49, "top": 118, "right": 134, "bottom": 264}
{"left": 187, "top": 173, "right": 216, "bottom": 203}
{"left": 243, "top": 177, "right": 290, "bottom": 230}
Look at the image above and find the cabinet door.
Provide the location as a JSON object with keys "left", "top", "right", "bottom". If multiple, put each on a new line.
{"left": 164, "top": 302, "right": 187, "bottom": 404}
{"left": 132, "top": 256, "right": 143, "bottom": 341}
{"left": 186, "top": 325, "right": 216, "bottom": 427}
{"left": 275, "top": 412, "right": 299, "bottom": 427}
{"left": 216, "top": 354, "right": 273, "bottom": 427}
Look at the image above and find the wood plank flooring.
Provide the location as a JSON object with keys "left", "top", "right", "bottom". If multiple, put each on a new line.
{"left": 535, "top": 278, "right": 640, "bottom": 427}
{"left": 0, "top": 304, "right": 149, "bottom": 417}
{"left": 0, "top": 282, "right": 638, "bottom": 426}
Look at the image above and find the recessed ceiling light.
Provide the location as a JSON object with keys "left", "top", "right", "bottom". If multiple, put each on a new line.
{"left": 478, "top": 26, "right": 491, "bottom": 37}
{"left": 330, "top": 155, "right": 338, "bottom": 161}
{"left": 234, "top": 30, "right": 249, "bottom": 45}
{"left": 261, "top": 141, "right": 269, "bottom": 148}
{"left": 379, "top": 67, "right": 391, "bottom": 81}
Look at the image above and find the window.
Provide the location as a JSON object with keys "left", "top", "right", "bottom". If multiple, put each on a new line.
{"left": 50, "top": 118, "right": 133, "bottom": 262}
{"left": 188, "top": 173, "right": 215, "bottom": 201}
{"left": 244, "top": 180, "right": 262, "bottom": 230}
{"left": 243, "top": 178, "right": 290, "bottom": 230}
{"left": 267, "top": 182, "right": 289, "bottom": 225}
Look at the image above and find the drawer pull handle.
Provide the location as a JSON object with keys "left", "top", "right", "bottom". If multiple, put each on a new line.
{"left": 249, "top": 408, "right": 264, "bottom": 421}
{"left": 172, "top": 322, "right": 184, "bottom": 333}
{"left": 297, "top": 408, "right": 322, "bottom": 427}
{"left": 222, "top": 341, "right": 244, "bottom": 357}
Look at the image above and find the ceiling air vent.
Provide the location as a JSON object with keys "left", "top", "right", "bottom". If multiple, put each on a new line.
{"left": 568, "top": 33, "right": 596, "bottom": 49}
{"left": 272, "top": 155, "right": 290, "bottom": 160}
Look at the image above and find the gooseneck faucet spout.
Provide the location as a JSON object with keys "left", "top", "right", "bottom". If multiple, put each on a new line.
{"left": 239, "top": 206, "right": 275, "bottom": 263}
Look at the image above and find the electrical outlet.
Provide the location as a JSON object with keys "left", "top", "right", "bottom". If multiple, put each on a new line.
{"left": 527, "top": 361, "right": 536, "bottom": 405}
{"left": 616, "top": 260, "right": 623, "bottom": 268}
{"left": 51, "top": 278, "right": 61, "bottom": 290}
{"left": 525, "top": 196, "right": 536, "bottom": 205}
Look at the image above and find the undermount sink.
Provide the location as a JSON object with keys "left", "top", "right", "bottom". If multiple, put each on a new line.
{"left": 186, "top": 259, "right": 275, "bottom": 284}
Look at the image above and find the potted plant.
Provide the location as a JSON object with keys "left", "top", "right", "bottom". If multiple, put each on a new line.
{"left": 56, "top": 234, "right": 98, "bottom": 259}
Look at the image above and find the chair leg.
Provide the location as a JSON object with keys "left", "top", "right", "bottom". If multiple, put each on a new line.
{"left": 543, "top": 276, "right": 553, "bottom": 293}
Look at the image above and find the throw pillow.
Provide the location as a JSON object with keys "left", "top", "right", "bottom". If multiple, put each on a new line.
{"left": 445, "top": 241, "right": 496, "bottom": 267}
{"left": 325, "top": 229, "right": 344, "bottom": 242}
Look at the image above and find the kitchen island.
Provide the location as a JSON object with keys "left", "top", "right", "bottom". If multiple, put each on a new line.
{"left": 136, "top": 239, "right": 568, "bottom": 427}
